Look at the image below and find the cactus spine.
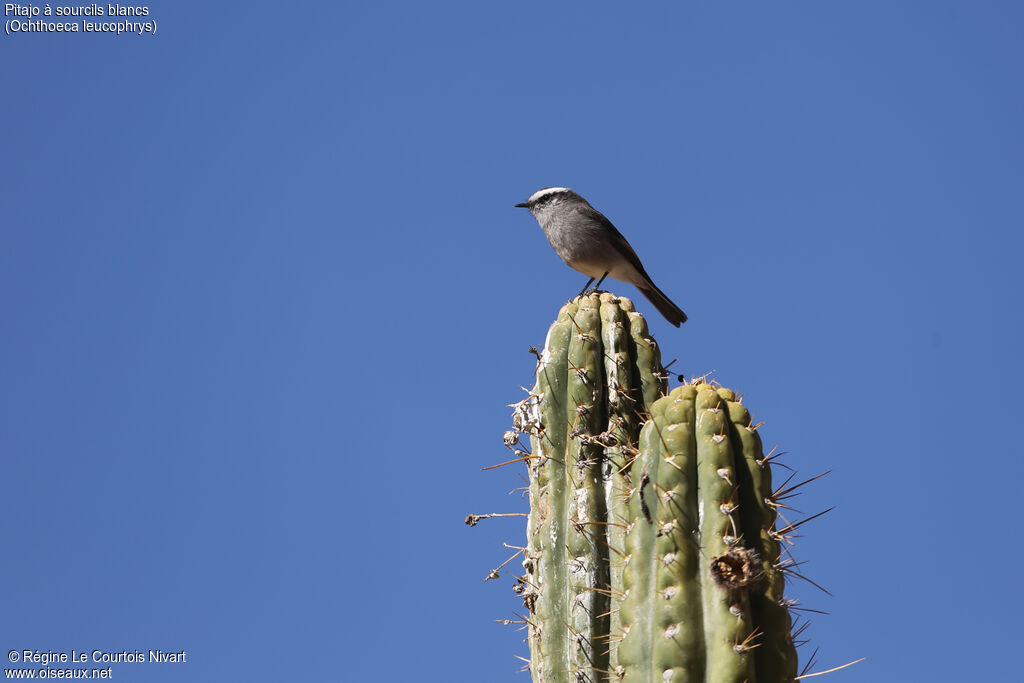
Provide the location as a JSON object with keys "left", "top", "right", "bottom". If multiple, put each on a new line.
{"left": 519, "top": 295, "right": 798, "bottom": 682}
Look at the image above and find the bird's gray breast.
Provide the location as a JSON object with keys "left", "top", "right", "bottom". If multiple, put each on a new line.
{"left": 538, "top": 209, "right": 614, "bottom": 266}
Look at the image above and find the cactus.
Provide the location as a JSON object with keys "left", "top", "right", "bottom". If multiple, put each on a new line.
{"left": 518, "top": 292, "right": 666, "bottom": 683}
{"left": 617, "top": 384, "right": 797, "bottom": 682}
{"left": 515, "top": 294, "right": 798, "bottom": 683}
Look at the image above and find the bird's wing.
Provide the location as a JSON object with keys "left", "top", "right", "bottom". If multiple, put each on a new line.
{"left": 574, "top": 205, "right": 654, "bottom": 281}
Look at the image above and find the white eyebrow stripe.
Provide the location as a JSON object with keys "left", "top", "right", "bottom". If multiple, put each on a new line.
{"left": 528, "top": 187, "right": 572, "bottom": 203}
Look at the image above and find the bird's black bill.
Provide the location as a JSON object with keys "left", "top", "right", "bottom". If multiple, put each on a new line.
{"left": 514, "top": 202, "right": 530, "bottom": 208}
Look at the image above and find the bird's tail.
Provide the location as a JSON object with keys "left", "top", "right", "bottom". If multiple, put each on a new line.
{"left": 637, "top": 281, "right": 687, "bottom": 327}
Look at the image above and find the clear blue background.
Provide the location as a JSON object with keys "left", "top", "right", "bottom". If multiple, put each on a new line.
{"left": 3, "top": 2, "right": 1021, "bottom": 681}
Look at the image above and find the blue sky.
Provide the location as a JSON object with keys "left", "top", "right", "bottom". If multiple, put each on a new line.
{"left": 2, "top": 2, "right": 1022, "bottom": 681}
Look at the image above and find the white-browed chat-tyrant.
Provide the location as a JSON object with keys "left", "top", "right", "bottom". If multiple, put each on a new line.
{"left": 516, "top": 187, "right": 687, "bottom": 326}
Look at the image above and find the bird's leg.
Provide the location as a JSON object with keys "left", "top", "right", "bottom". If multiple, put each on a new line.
{"left": 593, "top": 272, "right": 609, "bottom": 291}
{"left": 576, "top": 277, "right": 596, "bottom": 299}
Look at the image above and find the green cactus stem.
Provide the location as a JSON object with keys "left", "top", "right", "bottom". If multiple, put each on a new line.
{"left": 617, "top": 384, "right": 798, "bottom": 682}
{"left": 519, "top": 293, "right": 665, "bottom": 683}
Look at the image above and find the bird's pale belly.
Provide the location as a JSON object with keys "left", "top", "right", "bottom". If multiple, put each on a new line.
{"left": 565, "top": 255, "right": 642, "bottom": 285}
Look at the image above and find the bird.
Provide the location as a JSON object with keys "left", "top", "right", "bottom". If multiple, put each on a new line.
{"left": 515, "top": 187, "right": 687, "bottom": 326}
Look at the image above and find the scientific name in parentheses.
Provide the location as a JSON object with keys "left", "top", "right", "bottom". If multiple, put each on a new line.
{"left": 4, "top": 4, "right": 150, "bottom": 16}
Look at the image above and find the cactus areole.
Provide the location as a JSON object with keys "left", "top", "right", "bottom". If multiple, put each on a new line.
{"left": 515, "top": 293, "right": 798, "bottom": 683}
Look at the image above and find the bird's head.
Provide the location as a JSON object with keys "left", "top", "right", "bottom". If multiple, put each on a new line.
{"left": 515, "top": 187, "right": 579, "bottom": 213}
